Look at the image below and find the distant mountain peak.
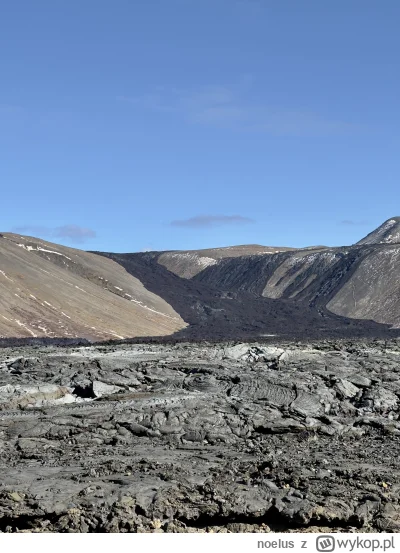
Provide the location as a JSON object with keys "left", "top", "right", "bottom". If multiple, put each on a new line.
{"left": 356, "top": 217, "right": 400, "bottom": 245}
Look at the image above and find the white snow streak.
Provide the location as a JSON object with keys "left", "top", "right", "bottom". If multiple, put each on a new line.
{"left": 14, "top": 320, "right": 37, "bottom": 337}
{"left": 107, "top": 330, "right": 125, "bottom": 339}
{"left": 74, "top": 286, "right": 87, "bottom": 293}
{"left": 130, "top": 298, "right": 179, "bottom": 320}
{"left": 17, "top": 243, "right": 71, "bottom": 259}
{"left": 0, "top": 270, "right": 14, "bottom": 282}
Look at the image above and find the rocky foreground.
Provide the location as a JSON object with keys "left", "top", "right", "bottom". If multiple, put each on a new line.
{"left": 1, "top": 340, "right": 400, "bottom": 533}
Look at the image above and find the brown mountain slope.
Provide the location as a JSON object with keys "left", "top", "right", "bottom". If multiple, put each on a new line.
{"left": 0, "top": 233, "right": 186, "bottom": 340}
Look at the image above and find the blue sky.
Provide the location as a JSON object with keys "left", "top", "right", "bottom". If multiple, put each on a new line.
{"left": 1, "top": 0, "right": 399, "bottom": 252}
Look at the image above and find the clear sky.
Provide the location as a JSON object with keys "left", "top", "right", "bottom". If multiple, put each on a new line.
{"left": 1, "top": 0, "right": 399, "bottom": 252}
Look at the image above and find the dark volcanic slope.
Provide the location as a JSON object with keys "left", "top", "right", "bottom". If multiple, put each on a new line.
{"left": 184, "top": 218, "right": 400, "bottom": 330}
{"left": 157, "top": 244, "right": 296, "bottom": 278}
{"left": 194, "top": 241, "right": 400, "bottom": 329}
{"left": 95, "top": 251, "right": 397, "bottom": 340}
{"left": 193, "top": 245, "right": 364, "bottom": 302}
{"left": 356, "top": 216, "right": 400, "bottom": 245}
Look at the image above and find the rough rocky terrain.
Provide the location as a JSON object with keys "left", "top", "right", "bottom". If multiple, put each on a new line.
{"left": 1, "top": 339, "right": 400, "bottom": 533}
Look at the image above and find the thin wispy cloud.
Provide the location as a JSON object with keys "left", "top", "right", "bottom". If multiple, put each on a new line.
{"left": 171, "top": 215, "right": 254, "bottom": 228}
{"left": 119, "top": 82, "right": 358, "bottom": 137}
{"left": 54, "top": 225, "right": 96, "bottom": 242}
{"left": 340, "top": 220, "right": 370, "bottom": 226}
{"left": 12, "top": 224, "right": 96, "bottom": 244}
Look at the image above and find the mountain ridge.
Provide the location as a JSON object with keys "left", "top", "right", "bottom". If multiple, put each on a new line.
{"left": 0, "top": 218, "right": 399, "bottom": 341}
